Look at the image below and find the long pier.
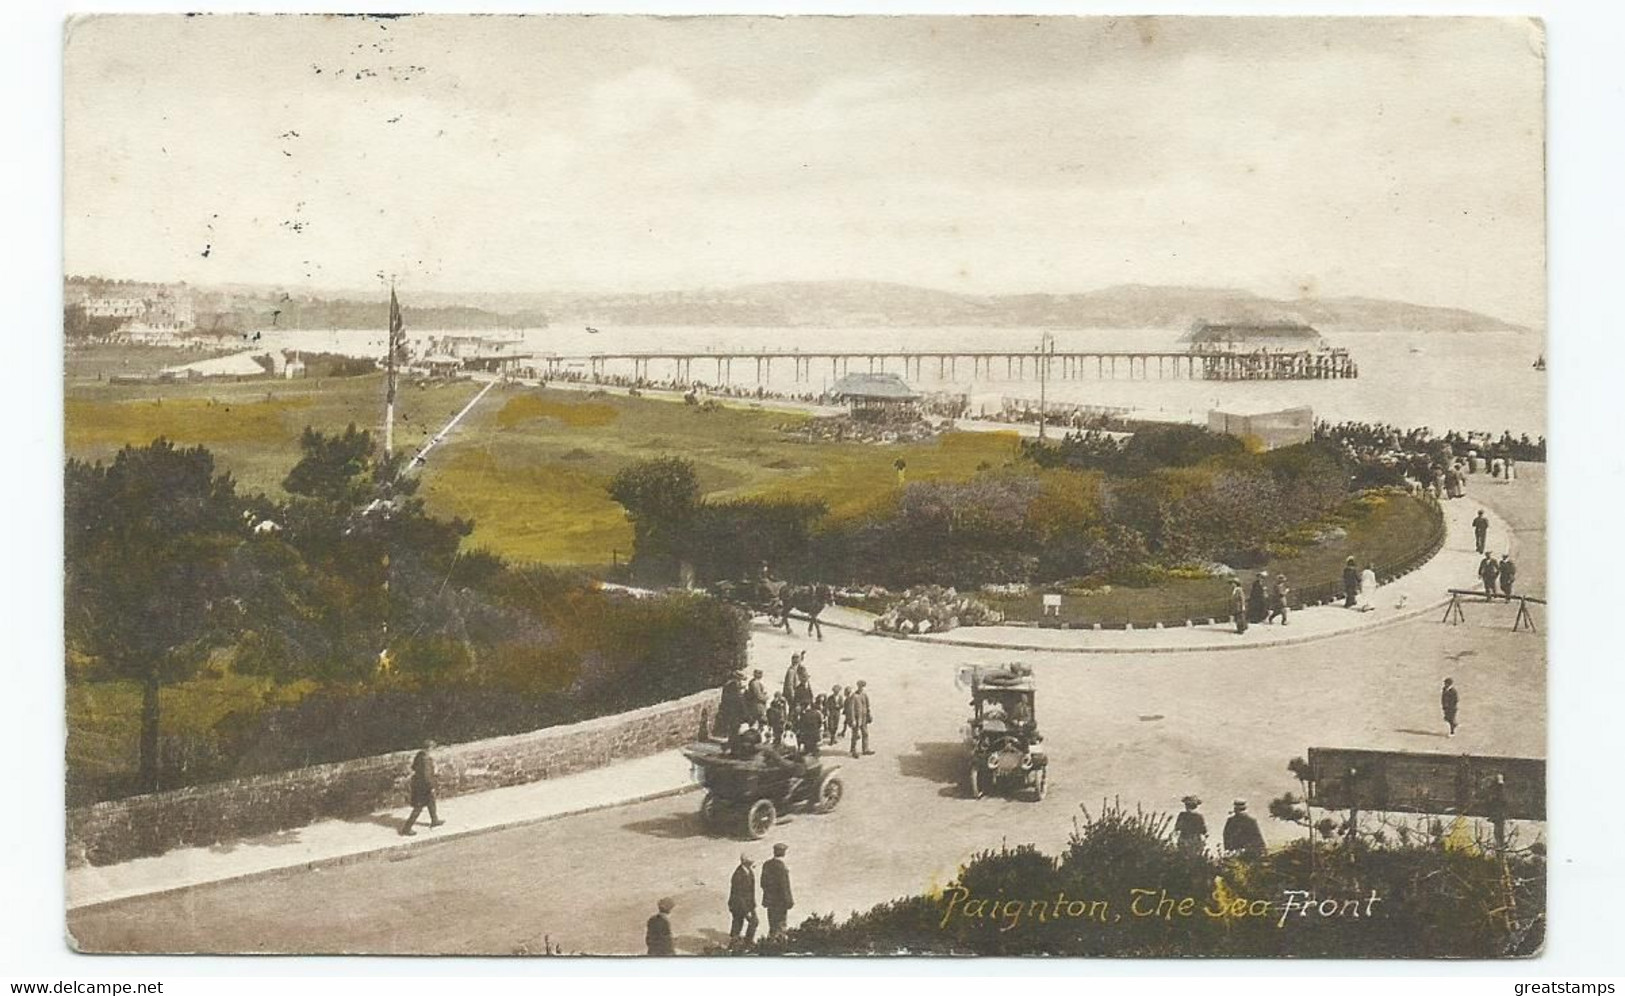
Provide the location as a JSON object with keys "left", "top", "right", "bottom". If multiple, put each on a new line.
{"left": 531, "top": 348, "right": 1357, "bottom": 384}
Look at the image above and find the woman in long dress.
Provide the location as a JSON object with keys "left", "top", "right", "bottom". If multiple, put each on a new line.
{"left": 1357, "top": 563, "right": 1379, "bottom": 612}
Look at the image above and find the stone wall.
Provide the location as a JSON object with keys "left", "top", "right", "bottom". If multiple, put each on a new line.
{"left": 68, "top": 687, "right": 718, "bottom": 868}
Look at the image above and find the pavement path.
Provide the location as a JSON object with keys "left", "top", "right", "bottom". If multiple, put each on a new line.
{"left": 67, "top": 751, "right": 696, "bottom": 912}
{"left": 66, "top": 479, "right": 1543, "bottom": 953}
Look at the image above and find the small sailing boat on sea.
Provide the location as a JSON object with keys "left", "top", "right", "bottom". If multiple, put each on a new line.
{"left": 1533, "top": 354, "right": 1546, "bottom": 371}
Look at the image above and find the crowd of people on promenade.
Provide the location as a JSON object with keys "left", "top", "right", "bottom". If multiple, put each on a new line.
{"left": 1316, "top": 420, "right": 1543, "bottom": 499}
{"left": 515, "top": 368, "right": 1142, "bottom": 429}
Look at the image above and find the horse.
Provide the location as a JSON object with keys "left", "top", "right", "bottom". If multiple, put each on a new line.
{"left": 712, "top": 579, "right": 833, "bottom": 640}
{"left": 773, "top": 583, "right": 834, "bottom": 640}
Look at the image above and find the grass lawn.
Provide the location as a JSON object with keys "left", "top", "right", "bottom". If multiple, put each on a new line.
{"left": 986, "top": 491, "right": 1442, "bottom": 627}
{"left": 64, "top": 368, "right": 1021, "bottom": 564}
{"left": 419, "top": 385, "right": 1021, "bottom": 564}
{"left": 65, "top": 371, "right": 488, "bottom": 497}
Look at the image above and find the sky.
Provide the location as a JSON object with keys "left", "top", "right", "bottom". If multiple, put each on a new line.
{"left": 63, "top": 15, "right": 1546, "bottom": 325}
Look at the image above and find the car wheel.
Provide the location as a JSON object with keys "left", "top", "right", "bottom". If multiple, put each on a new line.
{"left": 699, "top": 792, "right": 722, "bottom": 828}
{"left": 968, "top": 764, "right": 984, "bottom": 799}
{"left": 745, "top": 798, "right": 777, "bottom": 839}
{"left": 817, "top": 775, "right": 844, "bottom": 813}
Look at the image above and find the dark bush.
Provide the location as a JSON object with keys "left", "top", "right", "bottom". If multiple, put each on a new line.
{"left": 775, "top": 800, "right": 1545, "bottom": 958}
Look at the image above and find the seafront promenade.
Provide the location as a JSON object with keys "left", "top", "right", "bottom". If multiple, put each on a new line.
{"left": 66, "top": 482, "right": 1532, "bottom": 922}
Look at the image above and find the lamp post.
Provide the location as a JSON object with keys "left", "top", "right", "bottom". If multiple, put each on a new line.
{"left": 1038, "top": 332, "right": 1055, "bottom": 440}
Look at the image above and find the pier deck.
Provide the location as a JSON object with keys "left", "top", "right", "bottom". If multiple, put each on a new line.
{"left": 531, "top": 347, "right": 1358, "bottom": 384}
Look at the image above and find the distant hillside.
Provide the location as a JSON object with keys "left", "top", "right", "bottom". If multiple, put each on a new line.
{"left": 70, "top": 277, "right": 1530, "bottom": 333}
{"left": 516, "top": 281, "right": 1529, "bottom": 332}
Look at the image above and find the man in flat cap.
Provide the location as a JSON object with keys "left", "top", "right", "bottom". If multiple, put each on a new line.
{"left": 1174, "top": 796, "right": 1207, "bottom": 853}
{"left": 645, "top": 896, "right": 676, "bottom": 956}
{"left": 1223, "top": 799, "right": 1266, "bottom": 857}
{"left": 728, "top": 853, "right": 759, "bottom": 948}
{"left": 844, "top": 679, "right": 874, "bottom": 758}
{"left": 746, "top": 669, "right": 769, "bottom": 729}
{"left": 761, "top": 842, "right": 795, "bottom": 939}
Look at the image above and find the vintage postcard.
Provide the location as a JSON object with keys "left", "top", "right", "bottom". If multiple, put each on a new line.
{"left": 63, "top": 14, "right": 1546, "bottom": 957}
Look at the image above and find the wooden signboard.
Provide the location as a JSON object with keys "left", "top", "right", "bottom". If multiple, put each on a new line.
{"left": 1306, "top": 748, "right": 1545, "bottom": 821}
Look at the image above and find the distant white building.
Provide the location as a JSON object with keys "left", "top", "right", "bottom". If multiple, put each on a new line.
{"left": 82, "top": 297, "right": 147, "bottom": 319}
{"left": 1208, "top": 405, "right": 1315, "bottom": 450}
{"left": 84, "top": 287, "right": 195, "bottom": 342}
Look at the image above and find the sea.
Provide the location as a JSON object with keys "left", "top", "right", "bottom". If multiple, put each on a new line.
{"left": 252, "top": 325, "right": 1548, "bottom": 440}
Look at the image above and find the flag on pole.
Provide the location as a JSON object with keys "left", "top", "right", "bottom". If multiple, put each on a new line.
{"left": 386, "top": 287, "right": 405, "bottom": 402}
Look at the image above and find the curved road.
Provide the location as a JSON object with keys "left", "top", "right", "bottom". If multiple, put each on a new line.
{"left": 69, "top": 474, "right": 1544, "bottom": 955}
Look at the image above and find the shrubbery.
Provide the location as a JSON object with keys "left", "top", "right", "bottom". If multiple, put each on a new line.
{"left": 610, "top": 427, "right": 1360, "bottom": 593}
{"left": 772, "top": 800, "right": 1544, "bottom": 958}
{"left": 66, "top": 432, "right": 748, "bottom": 801}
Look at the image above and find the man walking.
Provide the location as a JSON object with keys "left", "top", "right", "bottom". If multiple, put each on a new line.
{"left": 824, "top": 684, "right": 844, "bottom": 745}
{"left": 645, "top": 897, "right": 676, "bottom": 956}
{"left": 1174, "top": 796, "right": 1207, "bottom": 853}
{"left": 1229, "top": 579, "right": 1248, "bottom": 634}
{"left": 1343, "top": 556, "right": 1360, "bottom": 608}
{"left": 1222, "top": 800, "right": 1266, "bottom": 857}
{"left": 1478, "top": 553, "right": 1500, "bottom": 598}
{"left": 399, "top": 741, "right": 445, "bottom": 836}
{"left": 761, "top": 842, "right": 795, "bottom": 940}
{"left": 844, "top": 679, "right": 874, "bottom": 757}
{"left": 1267, "top": 575, "right": 1290, "bottom": 626}
{"left": 1473, "top": 510, "right": 1490, "bottom": 554}
{"left": 1498, "top": 554, "right": 1517, "bottom": 597}
{"left": 1441, "top": 678, "right": 1459, "bottom": 737}
{"left": 728, "top": 854, "right": 759, "bottom": 948}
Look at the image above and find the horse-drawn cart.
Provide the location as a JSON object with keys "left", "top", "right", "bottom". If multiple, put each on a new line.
{"left": 710, "top": 578, "right": 832, "bottom": 639}
{"left": 681, "top": 740, "right": 845, "bottom": 838}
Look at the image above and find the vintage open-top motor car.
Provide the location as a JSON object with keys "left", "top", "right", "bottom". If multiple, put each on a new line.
{"left": 681, "top": 738, "right": 845, "bottom": 838}
{"left": 960, "top": 663, "right": 1047, "bottom": 800}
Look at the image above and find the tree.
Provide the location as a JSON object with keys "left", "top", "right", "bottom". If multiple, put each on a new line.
{"left": 273, "top": 425, "right": 471, "bottom": 681}
{"left": 605, "top": 457, "right": 701, "bottom": 580}
{"left": 65, "top": 440, "right": 245, "bottom": 792}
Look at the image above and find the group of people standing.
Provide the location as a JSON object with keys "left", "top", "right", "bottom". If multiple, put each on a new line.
{"left": 715, "top": 653, "right": 875, "bottom": 759}
{"left": 644, "top": 843, "right": 800, "bottom": 955}
{"left": 1173, "top": 796, "right": 1267, "bottom": 857}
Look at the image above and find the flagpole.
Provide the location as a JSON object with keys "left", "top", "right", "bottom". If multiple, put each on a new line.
{"left": 385, "top": 282, "right": 399, "bottom": 457}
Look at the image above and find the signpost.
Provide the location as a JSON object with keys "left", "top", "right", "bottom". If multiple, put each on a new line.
{"left": 1307, "top": 747, "right": 1544, "bottom": 826}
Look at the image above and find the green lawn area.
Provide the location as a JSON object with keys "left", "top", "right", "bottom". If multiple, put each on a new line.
{"left": 64, "top": 369, "right": 1022, "bottom": 565}
{"left": 987, "top": 490, "right": 1442, "bottom": 627}
{"left": 418, "top": 386, "right": 1020, "bottom": 564}
{"left": 65, "top": 372, "right": 489, "bottom": 497}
